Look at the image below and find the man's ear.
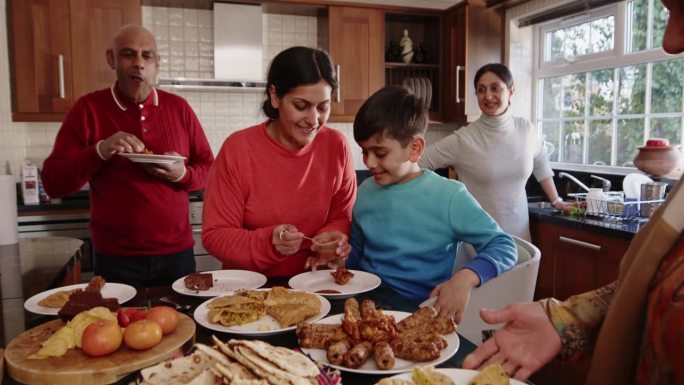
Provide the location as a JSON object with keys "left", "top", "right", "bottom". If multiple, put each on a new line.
{"left": 106, "top": 49, "right": 115, "bottom": 70}
{"left": 409, "top": 135, "right": 425, "bottom": 163}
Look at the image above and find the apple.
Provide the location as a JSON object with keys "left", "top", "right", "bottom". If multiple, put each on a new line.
{"left": 646, "top": 138, "right": 669, "bottom": 147}
{"left": 81, "top": 319, "right": 123, "bottom": 357}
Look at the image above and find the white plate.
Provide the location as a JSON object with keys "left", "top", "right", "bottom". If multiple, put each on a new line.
{"left": 385, "top": 367, "right": 527, "bottom": 385}
{"left": 622, "top": 173, "right": 653, "bottom": 199}
{"left": 288, "top": 270, "right": 381, "bottom": 299}
{"left": 193, "top": 289, "right": 331, "bottom": 337}
{"left": 301, "top": 311, "right": 460, "bottom": 374}
{"left": 118, "top": 153, "right": 186, "bottom": 164}
{"left": 172, "top": 269, "right": 267, "bottom": 297}
{"left": 24, "top": 283, "right": 137, "bottom": 315}
{"left": 423, "top": 77, "right": 433, "bottom": 108}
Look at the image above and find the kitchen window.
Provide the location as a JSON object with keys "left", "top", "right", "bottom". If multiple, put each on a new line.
{"left": 535, "top": 0, "right": 683, "bottom": 168}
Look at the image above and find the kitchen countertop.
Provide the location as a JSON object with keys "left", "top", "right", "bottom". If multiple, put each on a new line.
{"left": 528, "top": 202, "right": 644, "bottom": 240}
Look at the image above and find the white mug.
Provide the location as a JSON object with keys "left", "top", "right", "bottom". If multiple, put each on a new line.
{"left": 586, "top": 188, "right": 606, "bottom": 215}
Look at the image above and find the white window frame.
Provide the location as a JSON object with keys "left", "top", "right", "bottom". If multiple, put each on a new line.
{"left": 532, "top": 1, "right": 684, "bottom": 174}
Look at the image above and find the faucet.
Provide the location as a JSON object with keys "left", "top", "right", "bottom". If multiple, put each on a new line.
{"left": 590, "top": 175, "right": 612, "bottom": 192}
{"left": 558, "top": 172, "right": 591, "bottom": 192}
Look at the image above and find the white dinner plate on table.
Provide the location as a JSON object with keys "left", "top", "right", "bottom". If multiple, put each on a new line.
{"left": 622, "top": 173, "right": 653, "bottom": 199}
{"left": 24, "top": 282, "right": 136, "bottom": 315}
{"left": 384, "top": 367, "right": 527, "bottom": 384}
{"left": 301, "top": 311, "right": 460, "bottom": 374}
{"left": 288, "top": 270, "right": 381, "bottom": 299}
{"left": 118, "top": 153, "right": 186, "bottom": 165}
{"left": 193, "top": 289, "right": 330, "bottom": 337}
{"left": 172, "top": 269, "right": 267, "bottom": 297}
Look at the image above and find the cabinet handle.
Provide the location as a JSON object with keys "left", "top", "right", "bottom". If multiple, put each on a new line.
{"left": 559, "top": 236, "right": 602, "bottom": 251}
{"left": 455, "top": 65, "right": 465, "bottom": 103}
{"left": 58, "top": 54, "right": 65, "bottom": 99}
{"left": 335, "top": 64, "right": 341, "bottom": 103}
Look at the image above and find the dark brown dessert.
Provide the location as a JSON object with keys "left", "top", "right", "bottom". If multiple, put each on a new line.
{"left": 184, "top": 272, "right": 213, "bottom": 291}
{"left": 58, "top": 290, "right": 119, "bottom": 321}
{"left": 57, "top": 275, "right": 120, "bottom": 321}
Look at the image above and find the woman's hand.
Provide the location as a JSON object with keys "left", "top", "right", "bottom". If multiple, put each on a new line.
{"left": 272, "top": 225, "right": 304, "bottom": 256}
{"left": 428, "top": 269, "right": 479, "bottom": 321}
{"left": 306, "top": 230, "right": 351, "bottom": 271}
{"left": 462, "top": 303, "right": 562, "bottom": 381}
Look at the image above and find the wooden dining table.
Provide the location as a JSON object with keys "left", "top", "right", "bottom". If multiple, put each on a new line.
{"left": 4, "top": 276, "right": 477, "bottom": 385}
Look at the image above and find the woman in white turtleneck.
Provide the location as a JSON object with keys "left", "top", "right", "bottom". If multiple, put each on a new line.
{"left": 419, "top": 63, "right": 566, "bottom": 241}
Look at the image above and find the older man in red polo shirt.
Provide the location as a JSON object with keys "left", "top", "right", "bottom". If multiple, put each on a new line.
{"left": 42, "top": 25, "right": 214, "bottom": 287}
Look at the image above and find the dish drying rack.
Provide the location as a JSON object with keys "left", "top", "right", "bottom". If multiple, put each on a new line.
{"left": 568, "top": 191, "right": 665, "bottom": 222}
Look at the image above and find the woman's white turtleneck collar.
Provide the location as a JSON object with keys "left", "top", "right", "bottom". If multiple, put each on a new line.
{"left": 478, "top": 107, "right": 513, "bottom": 131}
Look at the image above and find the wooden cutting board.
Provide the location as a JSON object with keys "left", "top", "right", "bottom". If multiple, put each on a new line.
{"left": 5, "top": 313, "right": 195, "bottom": 385}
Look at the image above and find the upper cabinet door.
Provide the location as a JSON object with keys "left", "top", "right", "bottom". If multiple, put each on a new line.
{"left": 10, "top": 0, "right": 75, "bottom": 118}
{"left": 328, "top": 6, "right": 384, "bottom": 122}
{"left": 442, "top": 1, "right": 503, "bottom": 124}
{"left": 69, "top": 0, "right": 141, "bottom": 99}
{"left": 9, "top": 0, "right": 141, "bottom": 122}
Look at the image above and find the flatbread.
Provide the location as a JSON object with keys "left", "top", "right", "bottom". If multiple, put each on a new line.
{"left": 229, "top": 339, "right": 320, "bottom": 378}
{"left": 37, "top": 289, "right": 82, "bottom": 308}
{"left": 139, "top": 343, "right": 230, "bottom": 385}
{"left": 234, "top": 345, "right": 314, "bottom": 385}
{"left": 264, "top": 287, "right": 321, "bottom": 327}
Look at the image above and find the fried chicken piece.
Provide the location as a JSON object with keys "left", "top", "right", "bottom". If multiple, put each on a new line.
{"left": 343, "top": 341, "right": 373, "bottom": 368}
{"left": 374, "top": 341, "right": 396, "bottom": 370}
{"left": 326, "top": 339, "right": 351, "bottom": 365}
{"left": 396, "top": 306, "right": 437, "bottom": 332}
{"left": 331, "top": 267, "right": 354, "bottom": 285}
{"left": 296, "top": 323, "right": 341, "bottom": 349}
{"left": 389, "top": 338, "right": 441, "bottom": 362}
{"left": 84, "top": 275, "right": 105, "bottom": 292}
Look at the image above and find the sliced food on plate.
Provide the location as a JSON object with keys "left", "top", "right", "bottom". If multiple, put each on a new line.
{"left": 195, "top": 287, "right": 331, "bottom": 336}
{"left": 137, "top": 336, "right": 341, "bottom": 385}
{"left": 298, "top": 298, "right": 458, "bottom": 373}
{"left": 376, "top": 364, "right": 517, "bottom": 385}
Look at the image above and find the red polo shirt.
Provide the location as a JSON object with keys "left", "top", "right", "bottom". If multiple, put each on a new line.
{"left": 42, "top": 83, "right": 214, "bottom": 256}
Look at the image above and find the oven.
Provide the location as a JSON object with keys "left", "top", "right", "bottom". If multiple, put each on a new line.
{"left": 189, "top": 200, "right": 222, "bottom": 272}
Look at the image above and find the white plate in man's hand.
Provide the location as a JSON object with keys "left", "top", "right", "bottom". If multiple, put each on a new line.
{"left": 118, "top": 153, "right": 186, "bottom": 164}
{"left": 288, "top": 269, "right": 381, "bottom": 299}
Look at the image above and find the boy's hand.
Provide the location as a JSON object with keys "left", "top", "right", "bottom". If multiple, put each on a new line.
{"left": 429, "top": 268, "right": 480, "bottom": 321}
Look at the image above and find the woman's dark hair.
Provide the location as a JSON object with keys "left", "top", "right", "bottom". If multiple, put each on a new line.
{"left": 474, "top": 63, "right": 514, "bottom": 89}
{"left": 354, "top": 85, "right": 428, "bottom": 147}
{"left": 262, "top": 46, "right": 338, "bottom": 119}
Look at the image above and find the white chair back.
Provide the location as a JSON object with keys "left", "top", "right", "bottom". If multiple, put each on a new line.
{"left": 457, "top": 235, "right": 541, "bottom": 346}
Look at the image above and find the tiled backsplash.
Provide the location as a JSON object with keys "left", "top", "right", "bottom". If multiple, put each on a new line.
{"left": 0, "top": 2, "right": 455, "bottom": 179}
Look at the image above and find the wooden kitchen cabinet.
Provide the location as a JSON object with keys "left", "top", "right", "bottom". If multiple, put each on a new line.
{"left": 327, "top": 6, "right": 384, "bottom": 122}
{"left": 529, "top": 218, "right": 633, "bottom": 385}
{"left": 8, "top": 0, "right": 141, "bottom": 122}
{"left": 530, "top": 219, "right": 631, "bottom": 301}
{"left": 442, "top": 0, "right": 503, "bottom": 124}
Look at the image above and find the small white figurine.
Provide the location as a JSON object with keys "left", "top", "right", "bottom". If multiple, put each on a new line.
{"left": 400, "top": 29, "right": 414, "bottom": 64}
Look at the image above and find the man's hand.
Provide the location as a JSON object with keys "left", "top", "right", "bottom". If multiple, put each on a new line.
{"left": 141, "top": 152, "right": 186, "bottom": 182}
{"left": 462, "top": 303, "right": 562, "bottom": 381}
{"left": 98, "top": 131, "right": 145, "bottom": 159}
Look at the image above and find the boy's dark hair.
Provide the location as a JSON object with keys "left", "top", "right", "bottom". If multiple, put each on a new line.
{"left": 353, "top": 85, "right": 428, "bottom": 147}
{"left": 262, "top": 46, "right": 339, "bottom": 119}
{"left": 474, "top": 63, "right": 514, "bottom": 89}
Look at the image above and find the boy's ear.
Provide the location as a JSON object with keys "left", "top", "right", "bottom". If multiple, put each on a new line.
{"left": 409, "top": 136, "right": 425, "bottom": 163}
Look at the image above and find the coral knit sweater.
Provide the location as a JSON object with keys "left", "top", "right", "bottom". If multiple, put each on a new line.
{"left": 202, "top": 121, "right": 357, "bottom": 277}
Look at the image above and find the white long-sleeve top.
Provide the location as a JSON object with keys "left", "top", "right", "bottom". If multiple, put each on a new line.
{"left": 419, "top": 109, "right": 553, "bottom": 240}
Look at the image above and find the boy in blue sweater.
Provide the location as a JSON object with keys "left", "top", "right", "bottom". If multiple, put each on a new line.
{"left": 347, "top": 85, "right": 517, "bottom": 321}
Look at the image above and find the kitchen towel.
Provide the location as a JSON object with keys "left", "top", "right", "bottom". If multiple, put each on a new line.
{"left": 0, "top": 175, "right": 18, "bottom": 245}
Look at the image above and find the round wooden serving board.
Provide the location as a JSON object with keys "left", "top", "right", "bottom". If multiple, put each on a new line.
{"left": 5, "top": 313, "right": 195, "bottom": 385}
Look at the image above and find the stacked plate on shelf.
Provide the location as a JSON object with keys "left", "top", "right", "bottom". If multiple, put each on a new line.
{"left": 402, "top": 77, "right": 432, "bottom": 108}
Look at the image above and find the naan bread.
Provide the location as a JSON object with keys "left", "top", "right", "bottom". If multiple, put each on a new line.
{"left": 229, "top": 339, "right": 320, "bottom": 378}
{"left": 233, "top": 345, "right": 314, "bottom": 385}
{"left": 139, "top": 343, "right": 230, "bottom": 385}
